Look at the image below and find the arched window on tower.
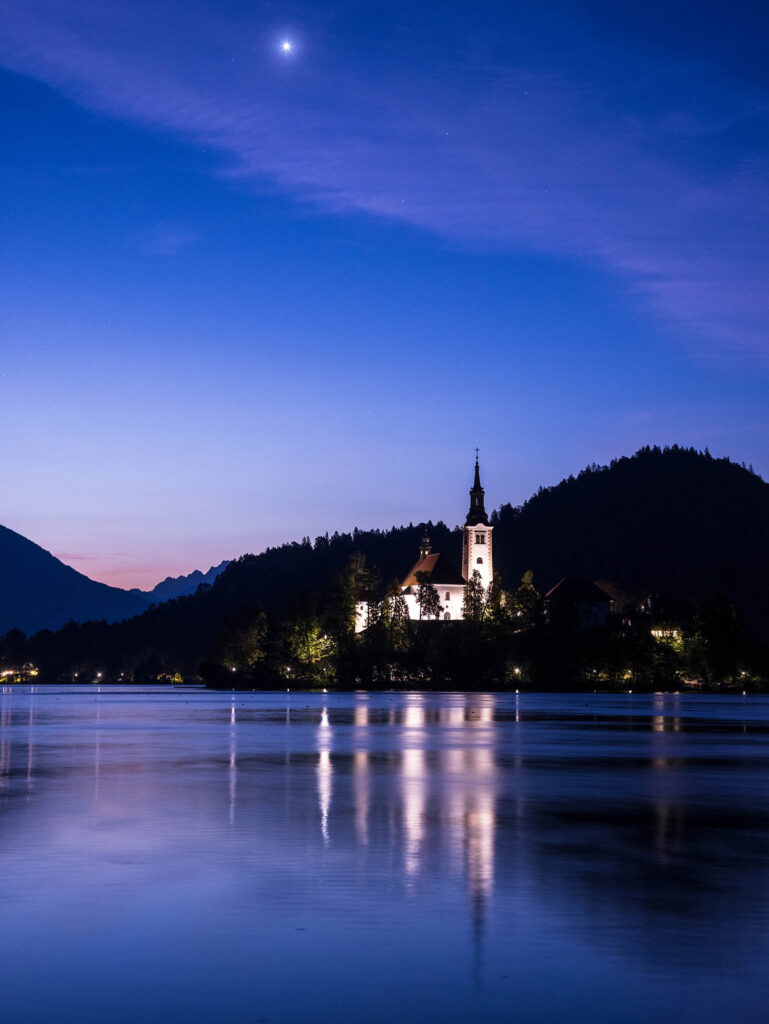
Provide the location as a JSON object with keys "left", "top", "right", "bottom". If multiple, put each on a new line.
{"left": 444, "top": 612, "right": 451, "bottom": 621}
{"left": 477, "top": 557, "right": 483, "bottom": 564}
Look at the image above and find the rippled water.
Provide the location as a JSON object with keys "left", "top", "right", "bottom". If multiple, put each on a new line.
{"left": 1, "top": 687, "right": 768, "bottom": 1023}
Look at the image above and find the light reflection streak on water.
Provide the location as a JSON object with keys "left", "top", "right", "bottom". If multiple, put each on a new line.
{"left": 649, "top": 694, "right": 685, "bottom": 862}
{"left": 354, "top": 695, "right": 370, "bottom": 846}
{"left": 26, "top": 689, "right": 35, "bottom": 795}
{"left": 401, "top": 694, "right": 427, "bottom": 879}
{"left": 0, "top": 689, "right": 10, "bottom": 792}
{"left": 462, "top": 695, "right": 497, "bottom": 973}
{"left": 94, "top": 690, "right": 101, "bottom": 803}
{"left": 317, "top": 705, "right": 332, "bottom": 845}
{"left": 229, "top": 697, "right": 237, "bottom": 825}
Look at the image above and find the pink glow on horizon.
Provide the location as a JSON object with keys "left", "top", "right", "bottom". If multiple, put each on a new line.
{"left": 56, "top": 552, "right": 224, "bottom": 592}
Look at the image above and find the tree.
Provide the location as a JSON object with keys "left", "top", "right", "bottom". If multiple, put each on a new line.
{"left": 415, "top": 571, "right": 442, "bottom": 621}
{"left": 462, "top": 569, "right": 486, "bottom": 623}
{"left": 282, "top": 616, "right": 334, "bottom": 682}
{"left": 508, "top": 571, "right": 543, "bottom": 631}
{"left": 217, "top": 606, "right": 269, "bottom": 672}
{"left": 0, "top": 629, "right": 27, "bottom": 668}
{"left": 485, "top": 572, "right": 507, "bottom": 624}
{"left": 325, "top": 564, "right": 358, "bottom": 643}
{"left": 689, "top": 595, "right": 744, "bottom": 684}
{"left": 381, "top": 581, "right": 411, "bottom": 651}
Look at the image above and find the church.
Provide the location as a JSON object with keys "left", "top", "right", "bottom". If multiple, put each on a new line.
{"left": 355, "top": 456, "right": 494, "bottom": 630}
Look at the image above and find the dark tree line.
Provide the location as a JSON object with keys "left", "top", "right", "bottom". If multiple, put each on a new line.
{"left": 2, "top": 557, "right": 766, "bottom": 690}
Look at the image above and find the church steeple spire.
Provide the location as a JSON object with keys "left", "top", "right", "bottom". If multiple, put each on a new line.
{"left": 465, "top": 450, "right": 489, "bottom": 526}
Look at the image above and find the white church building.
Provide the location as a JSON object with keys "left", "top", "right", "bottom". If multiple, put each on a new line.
{"left": 355, "top": 456, "right": 494, "bottom": 630}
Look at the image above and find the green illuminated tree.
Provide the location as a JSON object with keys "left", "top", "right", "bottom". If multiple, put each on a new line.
{"left": 283, "top": 618, "right": 334, "bottom": 681}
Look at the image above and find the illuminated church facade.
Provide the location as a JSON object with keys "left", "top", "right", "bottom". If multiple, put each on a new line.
{"left": 355, "top": 456, "right": 494, "bottom": 630}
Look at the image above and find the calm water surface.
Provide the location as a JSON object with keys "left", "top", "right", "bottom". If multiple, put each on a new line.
{"left": 1, "top": 687, "right": 768, "bottom": 1023}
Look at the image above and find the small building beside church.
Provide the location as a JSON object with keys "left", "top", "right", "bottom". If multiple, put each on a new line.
{"left": 355, "top": 456, "right": 494, "bottom": 631}
{"left": 400, "top": 538, "right": 466, "bottom": 622}
{"left": 544, "top": 577, "right": 613, "bottom": 633}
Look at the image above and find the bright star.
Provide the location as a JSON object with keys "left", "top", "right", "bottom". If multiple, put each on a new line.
{"left": 281, "top": 40, "right": 293, "bottom": 53}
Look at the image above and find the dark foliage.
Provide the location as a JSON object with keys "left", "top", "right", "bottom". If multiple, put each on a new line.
{"left": 491, "top": 445, "right": 769, "bottom": 638}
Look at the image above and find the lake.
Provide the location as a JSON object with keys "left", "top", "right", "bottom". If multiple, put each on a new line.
{"left": 1, "top": 687, "right": 768, "bottom": 1023}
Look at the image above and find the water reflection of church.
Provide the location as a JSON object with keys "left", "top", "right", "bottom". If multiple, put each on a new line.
{"left": 315, "top": 693, "right": 498, "bottom": 939}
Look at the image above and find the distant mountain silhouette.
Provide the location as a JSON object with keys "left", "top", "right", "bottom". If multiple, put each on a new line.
{"left": 0, "top": 525, "right": 149, "bottom": 635}
{"left": 133, "top": 561, "right": 230, "bottom": 603}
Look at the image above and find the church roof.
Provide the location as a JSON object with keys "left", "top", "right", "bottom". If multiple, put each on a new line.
{"left": 401, "top": 552, "right": 466, "bottom": 588}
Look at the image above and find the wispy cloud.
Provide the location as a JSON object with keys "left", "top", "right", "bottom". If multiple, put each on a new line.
{"left": 54, "top": 551, "right": 104, "bottom": 562}
{"left": 1, "top": 1, "right": 767, "bottom": 360}
{"left": 138, "top": 222, "right": 201, "bottom": 255}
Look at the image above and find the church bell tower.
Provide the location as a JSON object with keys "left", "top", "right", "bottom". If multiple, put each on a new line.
{"left": 461, "top": 453, "right": 493, "bottom": 591}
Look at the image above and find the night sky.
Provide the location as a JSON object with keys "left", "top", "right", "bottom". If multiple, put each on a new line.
{"left": 1, "top": 1, "right": 767, "bottom": 589}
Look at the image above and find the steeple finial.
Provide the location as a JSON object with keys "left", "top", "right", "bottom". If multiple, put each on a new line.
{"left": 465, "top": 451, "right": 488, "bottom": 526}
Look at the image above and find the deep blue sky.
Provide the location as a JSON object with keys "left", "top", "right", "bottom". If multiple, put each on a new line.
{"left": 1, "top": 1, "right": 767, "bottom": 588}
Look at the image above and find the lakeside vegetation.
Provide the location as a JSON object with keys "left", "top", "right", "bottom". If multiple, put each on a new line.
{"left": 2, "top": 446, "right": 768, "bottom": 690}
{"left": 2, "top": 563, "right": 766, "bottom": 690}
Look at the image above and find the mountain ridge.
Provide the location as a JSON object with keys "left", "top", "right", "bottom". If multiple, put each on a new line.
{"left": 0, "top": 527, "right": 231, "bottom": 636}
{"left": 0, "top": 525, "right": 150, "bottom": 635}
{"left": 131, "top": 561, "right": 231, "bottom": 603}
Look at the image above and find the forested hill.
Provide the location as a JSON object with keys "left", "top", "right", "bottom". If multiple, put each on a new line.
{"left": 492, "top": 445, "right": 769, "bottom": 633}
{"left": 7, "top": 446, "right": 769, "bottom": 678}
{"left": 209, "top": 444, "right": 769, "bottom": 631}
{"left": 210, "top": 519, "right": 459, "bottom": 615}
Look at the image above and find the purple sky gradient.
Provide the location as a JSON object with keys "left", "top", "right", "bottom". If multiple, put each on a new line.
{"left": 1, "top": 1, "right": 767, "bottom": 589}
